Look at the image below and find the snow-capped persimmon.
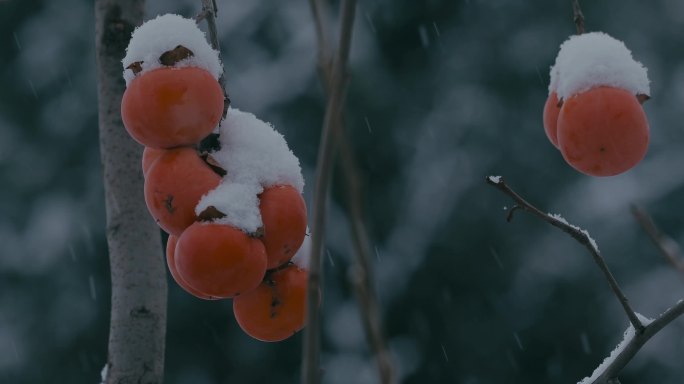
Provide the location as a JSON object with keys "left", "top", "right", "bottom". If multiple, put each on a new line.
{"left": 165, "top": 235, "right": 216, "bottom": 300}
{"left": 543, "top": 91, "right": 561, "bottom": 149}
{"left": 175, "top": 222, "right": 267, "bottom": 298}
{"left": 121, "top": 67, "right": 223, "bottom": 149}
{"left": 144, "top": 147, "right": 221, "bottom": 236}
{"left": 259, "top": 185, "right": 307, "bottom": 269}
{"left": 142, "top": 147, "right": 165, "bottom": 176}
{"left": 557, "top": 86, "right": 649, "bottom": 177}
{"left": 233, "top": 264, "right": 308, "bottom": 342}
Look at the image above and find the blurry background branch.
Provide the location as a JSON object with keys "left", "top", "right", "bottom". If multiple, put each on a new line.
{"left": 302, "top": 0, "right": 358, "bottom": 383}
{"left": 486, "top": 176, "right": 684, "bottom": 384}
{"left": 307, "top": 0, "right": 396, "bottom": 383}
{"left": 631, "top": 205, "right": 684, "bottom": 275}
{"left": 95, "top": 0, "right": 167, "bottom": 383}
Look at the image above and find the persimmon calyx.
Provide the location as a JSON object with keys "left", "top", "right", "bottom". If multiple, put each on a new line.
{"left": 200, "top": 152, "right": 227, "bottom": 176}
{"left": 197, "top": 205, "right": 226, "bottom": 221}
{"left": 637, "top": 93, "right": 650, "bottom": 104}
{"left": 159, "top": 45, "right": 194, "bottom": 66}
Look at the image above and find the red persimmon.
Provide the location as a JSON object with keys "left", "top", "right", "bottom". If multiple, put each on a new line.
{"left": 175, "top": 222, "right": 267, "bottom": 298}
{"left": 121, "top": 67, "right": 223, "bottom": 149}
{"left": 165, "top": 235, "right": 216, "bottom": 300}
{"left": 543, "top": 91, "right": 561, "bottom": 149}
{"left": 259, "top": 185, "right": 307, "bottom": 269}
{"left": 557, "top": 86, "right": 649, "bottom": 177}
{"left": 232, "top": 264, "right": 308, "bottom": 342}
{"left": 144, "top": 147, "right": 221, "bottom": 236}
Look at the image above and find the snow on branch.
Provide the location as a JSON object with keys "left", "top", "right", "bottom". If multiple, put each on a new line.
{"left": 580, "top": 302, "right": 684, "bottom": 384}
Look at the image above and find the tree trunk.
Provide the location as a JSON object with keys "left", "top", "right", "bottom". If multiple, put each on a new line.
{"left": 95, "top": 1, "right": 168, "bottom": 383}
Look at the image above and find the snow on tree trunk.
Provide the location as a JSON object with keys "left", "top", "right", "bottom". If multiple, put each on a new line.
{"left": 95, "top": 1, "right": 168, "bottom": 383}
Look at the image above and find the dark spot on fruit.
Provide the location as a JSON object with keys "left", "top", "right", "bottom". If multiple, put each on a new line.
{"left": 164, "top": 195, "right": 175, "bottom": 214}
{"left": 271, "top": 297, "right": 282, "bottom": 308}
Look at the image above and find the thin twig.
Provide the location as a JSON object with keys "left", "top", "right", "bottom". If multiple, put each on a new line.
{"left": 631, "top": 205, "right": 684, "bottom": 274}
{"left": 302, "top": 1, "right": 358, "bottom": 384}
{"left": 198, "top": 0, "right": 230, "bottom": 117}
{"left": 485, "top": 176, "right": 644, "bottom": 332}
{"left": 572, "top": 0, "right": 585, "bottom": 34}
{"left": 307, "top": 0, "right": 396, "bottom": 383}
{"left": 309, "top": 0, "right": 333, "bottom": 81}
{"left": 589, "top": 300, "right": 684, "bottom": 383}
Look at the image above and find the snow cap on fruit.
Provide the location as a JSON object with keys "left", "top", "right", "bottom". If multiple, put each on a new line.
{"left": 122, "top": 13, "right": 223, "bottom": 86}
{"left": 195, "top": 108, "right": 305, "bottom": 233}
{"left": 549, "top": 32, "right": 649, "bottom": 100}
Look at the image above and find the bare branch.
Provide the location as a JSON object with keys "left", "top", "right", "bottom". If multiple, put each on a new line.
{"left": 572, "top": 0, "right": 585, "bottom": 34}
{"left": 307, "top": 0, "right": 396, "bottom": 383}
{"left": 631, "top": 205, "right": 684, "bottom": 274}
{"left": 487, "top": 176, "right": 684, "bottom": 383}
{"left": 302, "top": 1, "right": 358, "bottom": 383}
{"left": 485, "top": 176, "right": 644, "bottom": 332}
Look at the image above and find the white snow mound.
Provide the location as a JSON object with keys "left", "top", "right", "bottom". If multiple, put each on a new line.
{"left": 122, "top": 14, "right": 223, "bottom": 86}
{"left": 196, "top": 108, "right": 305, "bottom": 233}
{"left": 549, "top": 32, "right": 649, "bottom": 100}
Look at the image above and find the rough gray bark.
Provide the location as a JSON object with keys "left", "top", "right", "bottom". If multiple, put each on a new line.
{"left": 95, "top": 1, "right": 168, "bottom": 383}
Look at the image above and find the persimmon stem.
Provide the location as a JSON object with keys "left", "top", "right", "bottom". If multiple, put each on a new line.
{"left": 572, "top": 0, "right": 585, "bottom": 34}
{"left": 198, "top": 0, "right": 230, "bottom": 117}
{"left": 302, "top": 1, "right": 358, "bottom": 383}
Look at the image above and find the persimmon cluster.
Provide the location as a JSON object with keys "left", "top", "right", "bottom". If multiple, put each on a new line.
{"left": 120, "top": 14, "right": 310, "bottom": 342}
{"left": 543, "top": 32, "right": 650, "bottom": 177}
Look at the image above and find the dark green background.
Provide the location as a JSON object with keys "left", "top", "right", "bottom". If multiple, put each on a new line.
{"left": 2, "top": 0, "right": 684, "bottom": 383}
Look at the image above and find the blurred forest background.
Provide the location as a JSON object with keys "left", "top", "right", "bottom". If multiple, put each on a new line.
{"left": 2, "top": 0, "right": 684, "bottom": 383}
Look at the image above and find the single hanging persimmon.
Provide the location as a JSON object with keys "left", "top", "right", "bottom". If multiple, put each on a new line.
{"left": 543, "top": 91, "right": 561, "bottom": 149}
{"left": 165, "top": 235, "right": 217, "bottom": 300}
{"left": 557, "top": 86, "right": 649, "bottom": 177}
{"left": 259, "top": 185, "right": 308, "bottom": 269}
{"left": 121, "top": 66, "right": 224, "bottom": 149}
{"left": 144, "top": 147, "right": 221, "bottom": 236}
{"left": 175, "top": 222, "right": 267, "bottom": 298}
{"left": 233, "top": 264, "right": 308, "bottom": 342}
{"left": 544, "top": 32, "right": 651, "bottom": 176}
